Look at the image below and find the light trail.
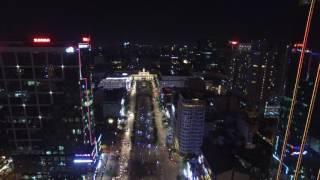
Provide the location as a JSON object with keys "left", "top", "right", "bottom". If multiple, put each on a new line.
{"left": 293, "top": 64, "right": 320, "bottom": 180}
{"left": 275, "top": 0, "right": 316, "bottom": 179}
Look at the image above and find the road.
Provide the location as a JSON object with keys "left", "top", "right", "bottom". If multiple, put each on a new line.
{"left": 94, "top": 153, "right": 118, "bottom": 180}
{"left": 127, "top": 80, "right": 180, "bottom": 180}
{"left": 118, "top": 81, "right": 136, "bottom": 180}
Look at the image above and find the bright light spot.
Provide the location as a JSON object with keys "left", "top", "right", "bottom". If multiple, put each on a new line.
{"left": 82, "top": 37, "right": 90, "bottom": 42}
{"left": 183, "top": 59, "right": 189, "bottom": 64}
{"left": 294, "top": 43, "right": 303, "bottom": 48}
{"left": 229, "top": 41, "right": 238, "bottom": 45}
{"left": 73, "top": 159, "right": 93, "bottom": 163}
{"left": 122, "top": 73, "right": 128, "bottom": 76}
{"left": 65, "top": 46, "right": 75, "bottom": 53}
{"left": 38, "top": 115, "right": 42, "bottom": 119}
{"left": 291, "top": 151, "right": 308, "bottom": 156}
{"left": 97, "top": 160, "right": 102, "bottom": 169}
{"left": 61, "top": 65, "right": 65, "bottom": 69}
{"left": 49, "top": 91, "right": 53, "bottom": 95}
{"left": 78, "top": 43, "right": 90, "bottom": 49}
{"left": 16, "top": 65, "right": 20, "bottom": 69}
{"left": 75, "top": 154, "right": 91, "bottom": 157}
{"left": 108, "top": 118, "right": 114, "bottom": 124}
{"left": 22, "top": 103, "right": 26, "bottom": 107}
{"left": 97, "top": 134, "right": 102, "bottom": 142}
{"left": 171, "top": 104, "right": 175, "bottom": 114}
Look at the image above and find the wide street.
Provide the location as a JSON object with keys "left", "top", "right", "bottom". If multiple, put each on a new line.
{"left": 121, "top": 78, "right": 180, "bottom": 180}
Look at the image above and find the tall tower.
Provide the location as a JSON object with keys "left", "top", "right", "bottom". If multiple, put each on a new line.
{"left": 176, "top": 92, "right": 205, "bottom": 155}
{"left": 270, "top": 46, "right": 320, "bottom": 179}
{"left": 0, "top": 38, "right": 96, "bottom": 178}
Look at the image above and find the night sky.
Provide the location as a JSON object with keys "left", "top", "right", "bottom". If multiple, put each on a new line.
{"left": 0, "top": 0, "right": 318, "bottom": 45}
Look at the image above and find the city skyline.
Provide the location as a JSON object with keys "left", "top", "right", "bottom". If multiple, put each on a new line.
{"left": 1, "top": 1, "right": 320, "bottom": 180}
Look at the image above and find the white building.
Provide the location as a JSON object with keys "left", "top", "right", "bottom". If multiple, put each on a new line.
{"left": 160, "top": 75, "right": 190, "bottom": 89}
{"left": 98, "top": 77, "right": 132, "bottom": 90}
{"left": 176, "top": 93, "right": 205, "bottom": 155}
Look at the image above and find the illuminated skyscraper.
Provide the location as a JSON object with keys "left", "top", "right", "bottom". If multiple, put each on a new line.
{"left": 228, "top": 40, "right": 281, "bottom": 108}
{"left": 270, "top": 46, "right": 320, "bottom": 179}
{"left": 176, "top": 91, "right": 205, "bottom": 155}
{"left": 0, "top": 38, "right": 96, "bottom": 178}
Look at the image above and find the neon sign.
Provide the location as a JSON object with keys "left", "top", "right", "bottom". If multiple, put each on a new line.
{"left": 33, "top": 38, "right": 51, "bottom": 43}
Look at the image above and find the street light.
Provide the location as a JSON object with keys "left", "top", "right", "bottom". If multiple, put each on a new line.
{"left": 108, "top": 118, "right": 114, "bottom": 124}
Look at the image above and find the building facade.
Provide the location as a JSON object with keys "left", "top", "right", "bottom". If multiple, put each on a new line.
{"left": 176, "top": 93, "right": 205, "bottom": 155}
{"left": 228, "top": 40, "right": 282, "bottom": 108}
{"left": 270, "top": 46, "right": 320, "bottom": 179}
{"left": 0, "top": 40, "right": 96, "bottom": 178}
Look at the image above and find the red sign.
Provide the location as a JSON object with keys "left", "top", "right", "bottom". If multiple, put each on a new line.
{"left": 229, "top": 41, "right": 239, "bottom": 45}
{"left": 33, "top": 38, "right": 51, "bottom": 43}
{"left": 82, "top": 37, "right": 90, "bottom": 42}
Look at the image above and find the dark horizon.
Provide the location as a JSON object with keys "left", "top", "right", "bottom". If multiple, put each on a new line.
{"left": 1, "top": 0, "right": 318, "bottom": 46}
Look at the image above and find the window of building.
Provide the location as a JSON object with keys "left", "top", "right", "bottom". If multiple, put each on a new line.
{"left": 33, "top": 53, "right": 46, "bottom": 66}
{"left": 40, "top": 106, "right": 50, "bottom": 116}
{"left": 15, "top": 130, "right": 28, "bottom": 139}
{"left": 5, "top": 68, "right": 19, "bottom": 79}
{"left": 35, "top": 68, "right": 48, "bottom": 79}
{"left": 48, "top": 53, "right": 62, "bottom": 65}
{"left": 26, "top": 93, "right": 37, "bottom": 104}
{"left": 38, "top": 94, "right": 51, "bottom": 104}
{"left": 63, "top": 54, "right": 77, "bottom": 65}
{"left": 11, "top": 106, "right": 24, "bottom": 116}
{"left": 20, "top": 68, "right": 34, "bottom": 79}
{"left": 26, "top": 106, "right": 38, "bottom": 116}
{"left": 28, "top": 118, "right": 41, "bottom": 129}
{"left": 37, "top": 81, "right": 50, "bottom": 92}
{"left": 2, "top": 52, "right": 16, "bottom": 66}
{"left": 17, "top": 53, "right": 31, "bottom": 65}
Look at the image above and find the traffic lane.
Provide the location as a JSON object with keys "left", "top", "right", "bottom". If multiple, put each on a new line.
{"left": 129, "top": 81, "right": 160, "bottom": 180}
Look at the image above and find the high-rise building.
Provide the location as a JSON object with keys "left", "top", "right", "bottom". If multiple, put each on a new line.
{"left": 175, "top": 91, "right": 205, "bottom": 155}
{"left": 0, "top": 38, "right": 96, "bottom": 179}
{"left": 228, "top": 40, "right": 282, "bottom": 108}
{"left": 270, "top": 46, "right": 320, "bottom": 179}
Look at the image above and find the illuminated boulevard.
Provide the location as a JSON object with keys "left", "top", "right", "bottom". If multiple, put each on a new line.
{"left": 117, "top": 74, "right": 180, "bottom": 180}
